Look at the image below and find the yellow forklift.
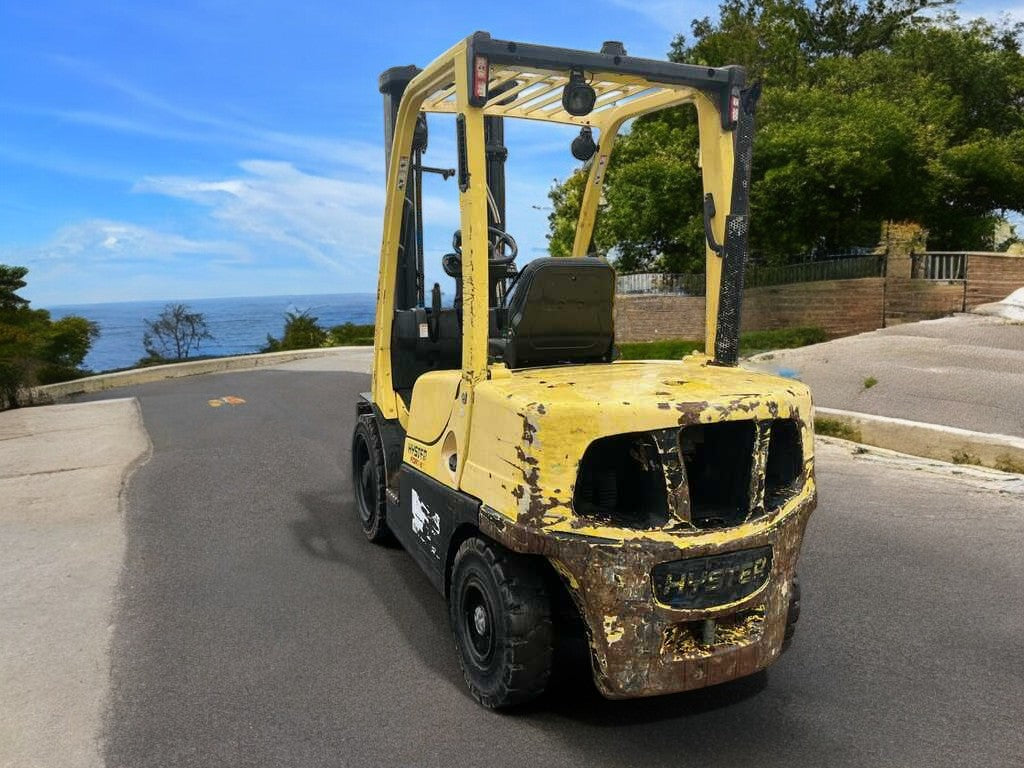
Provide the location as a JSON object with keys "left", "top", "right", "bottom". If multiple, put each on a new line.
{"left": 352, "top": 32, "right": 816, "bottom": 708}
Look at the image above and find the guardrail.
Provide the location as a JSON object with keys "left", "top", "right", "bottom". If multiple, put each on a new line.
{"left": 745, "top": 254, "right": 885, "bottom": 288}
{"left": 617, "top": 253, "right": 885, "bottom": 294}
{"left": 615, "top": 272, "right": 706, "bottom": 295}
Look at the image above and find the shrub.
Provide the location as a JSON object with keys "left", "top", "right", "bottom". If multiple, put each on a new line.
{"left": 0, "top": 265, "right": 98, "bottom": 409}
{"left": 328, "top": 322, "right": 375, "bottom": 346}
{"left": 814, "top": 417, "right": 862, "bottom": 442}
{"left": 617, "top": 326, "right": 826, "bottom": 360}
{"left": 264, "top": 311, "right": 329, "bottom": 352}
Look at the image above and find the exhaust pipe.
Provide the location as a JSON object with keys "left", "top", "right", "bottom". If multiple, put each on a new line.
{"left": 713, "top": 82, "right": 761, "bottom": 367}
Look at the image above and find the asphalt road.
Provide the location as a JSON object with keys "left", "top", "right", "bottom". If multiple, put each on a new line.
{"left": 90, "top": 368, "right": 1023, "bottom": 768}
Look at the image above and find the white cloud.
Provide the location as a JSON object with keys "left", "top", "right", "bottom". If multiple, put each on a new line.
{"left": 0, "top": 219, "right": 254, "bottom": 304}
{"left": 136, "top": 160, "right": 384, "bottom": 276}
{"left": 40, "top": 56, "right": 385, "bottom": 174}
{"left": 0, "top": 143, "right": 137, "bottom": 183}
{"left": 4, "top": 153, "right": 469, "bottom": 304}
{"left": 20, "top": 219, "right": 246, "bottom": 264}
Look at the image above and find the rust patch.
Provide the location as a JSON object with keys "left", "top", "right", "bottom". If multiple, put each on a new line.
{"left": 480, "top": 490, "right": 816, "bottom": 699}
{"left": 521, "top": 416, "right": 538, "bottom": 446}
{"left": 674, "top": 401, "right": 712, "bottom": 426}
{"left": 748, "top": 421, "right": 771, "bottom": 519}
{"left": 650, "top": 428, "right": 690, "bottom": 524}
{"left": 514, "top": 417, "right": 561, "bottom": 527}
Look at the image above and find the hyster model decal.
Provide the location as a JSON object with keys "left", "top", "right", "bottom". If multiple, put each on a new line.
{"left": 411, "top": 488, "right": 441, "bottom": 558}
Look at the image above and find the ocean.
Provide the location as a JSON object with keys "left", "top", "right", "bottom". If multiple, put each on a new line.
{"left": 49, "top": 293, "right": 377, "bottom": 372}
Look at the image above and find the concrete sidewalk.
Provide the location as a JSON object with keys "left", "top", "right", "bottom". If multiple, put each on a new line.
{"left": 744, "top": 314, "right": 1024, "bottom": 438}
{"left": 0, "top": 399, "right": 149, "bottom": 768}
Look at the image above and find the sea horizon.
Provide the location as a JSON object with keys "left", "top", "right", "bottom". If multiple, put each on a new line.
{"left": 49, "top": 292, "right": 378, "bottom": 372}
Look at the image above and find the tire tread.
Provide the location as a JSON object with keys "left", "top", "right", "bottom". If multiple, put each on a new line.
{"left": 450, "top": 537, "right": 553, "bottom": 709}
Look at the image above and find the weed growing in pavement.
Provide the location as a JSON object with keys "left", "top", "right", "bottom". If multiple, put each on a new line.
{"left": 863, "top": 376, "right": 878, "bottom": 389}
{"left": 994, "top": 455, "right": 1024, "bottom": 474}
{"left": 951, "top": 450, "right": 982, "bottom": 466}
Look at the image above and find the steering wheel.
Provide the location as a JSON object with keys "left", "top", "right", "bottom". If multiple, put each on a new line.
{"left": 450, "top": 227, "right": 518, "bottom": 267}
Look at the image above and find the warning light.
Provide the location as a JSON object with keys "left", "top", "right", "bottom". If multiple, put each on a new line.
{"left": 473, "top": 55, "right": 489, "bottom": 101}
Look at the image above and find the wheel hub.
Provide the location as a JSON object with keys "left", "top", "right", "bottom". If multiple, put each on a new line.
{"left": 473, "top": 604, "right": 487, "bottom": 636}
{"left": 462, "top": 583, "right": 494, "bottom": 664}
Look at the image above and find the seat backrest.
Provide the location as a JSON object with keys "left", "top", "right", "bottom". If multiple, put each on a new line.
{"left": 497, "top": 257, "right": 615, "bottom": 369}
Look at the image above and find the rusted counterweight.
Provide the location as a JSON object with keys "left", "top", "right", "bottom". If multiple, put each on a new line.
{"left": 460, "top": 361, "right": 817, "bottom": 699}
{"left": 481, "top": 493, "right": 813, "bottom": 698}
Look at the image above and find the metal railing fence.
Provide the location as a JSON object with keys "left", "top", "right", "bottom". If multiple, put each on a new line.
{"left": 616, "top": 253, "right": 885, "bottom": 295}
{"left": 912, "top": 252, "right": 967, "bottom": 280}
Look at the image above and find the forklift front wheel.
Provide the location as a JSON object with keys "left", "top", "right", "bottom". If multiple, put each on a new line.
{"left": 351, "top": 415, "right": 392, "bottom": 544}
{"left": 449, "top": 538, "right": 553, "bottom": 709}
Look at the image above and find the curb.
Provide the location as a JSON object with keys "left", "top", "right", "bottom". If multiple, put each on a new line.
{"left": 31, "top": 347, "right": 370, "bottom": 401}
{"left": 31, "top": 353, "right": 1023, "bottom": 474}
{"left": 815, "top": 406, "right": 1024, "bottom": 473}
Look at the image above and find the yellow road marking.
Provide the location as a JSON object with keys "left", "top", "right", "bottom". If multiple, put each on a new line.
{"left": 208, "top": 396, "right": 246, "bottom": 407}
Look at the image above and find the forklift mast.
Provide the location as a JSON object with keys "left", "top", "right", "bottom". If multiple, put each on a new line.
{"left": 379, "top": 66, "right": 508, "bottom": 312}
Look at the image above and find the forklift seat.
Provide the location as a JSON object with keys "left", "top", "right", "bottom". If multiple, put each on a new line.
{"left": 491, "top": 257, "right": 615, "bottom": 369}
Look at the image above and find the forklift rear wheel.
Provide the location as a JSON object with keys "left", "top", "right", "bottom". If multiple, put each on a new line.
{"left": 449, "top": 537, "right": 553, "bottom": 709}
{"left": 351, "top": 415, "right": 392, "bottom": 544}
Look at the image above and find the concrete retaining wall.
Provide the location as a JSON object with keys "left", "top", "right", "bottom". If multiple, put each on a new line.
{"left": 966, "top": 253, "right": 1024, "bottom": 309}
{"left": 884, "top": 278, "right": 965, "bottom": 325}
{"left": 32, "top": 347, "right": 370, "bottom": 401}
{"left": 743, "top": 278, "right": 884, "bottom": 337}
{"left": 615, "top": 278, "right": 885, "bottom": 342}
{"left": 616, "top": 253, "right": 1024, "bottom": 342}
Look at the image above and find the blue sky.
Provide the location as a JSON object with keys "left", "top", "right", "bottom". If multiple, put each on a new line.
{"left": 0, "top": 1, "right": 1018, "bottom": 306}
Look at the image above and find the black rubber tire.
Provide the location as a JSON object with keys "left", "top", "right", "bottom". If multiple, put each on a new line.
{"left": 782, "top": 573, "right": 801, "bottom": 652}
{"left": 448, "top": 538, "right": 553, "bottom": 709}
{"left": 351, "top": 414, "right": 392, "bottom": 544}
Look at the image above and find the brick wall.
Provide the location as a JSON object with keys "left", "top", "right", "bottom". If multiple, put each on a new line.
{"left": 965, "top": 254, "right": 1024, "bottom": 308}
{"left": 614, "top": 294, "right": 706, "bottom": 342}
{"left": 884, "top": 278, "right": 965, "bottom": 325}
{"left": 614, "top": 252, "right": 1024, "bottom": 344}
{"left": 615, "top": 277, "right": 885, "bottom": 342}
{"left": 742, "top": 278, "right": 885, "bottom": 337}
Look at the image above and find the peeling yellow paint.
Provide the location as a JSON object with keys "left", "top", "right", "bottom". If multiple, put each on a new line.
{"left": 604, "top": 615, "right": 625, "bottom": 644}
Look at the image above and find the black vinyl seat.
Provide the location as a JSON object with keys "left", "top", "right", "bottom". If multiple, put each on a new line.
{"left": 490, "top": 257, "right": 615, "bottom": 369}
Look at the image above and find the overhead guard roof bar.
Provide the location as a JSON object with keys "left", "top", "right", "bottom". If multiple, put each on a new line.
{"left": 416, "top": 32, "right": 744, "bottom": 130}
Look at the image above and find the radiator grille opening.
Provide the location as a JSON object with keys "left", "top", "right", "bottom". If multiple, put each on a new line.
{"left": 680, "top": 421, "right": 755, "bottom": 528}
{"left": 765, "top": 419, "right": 803, "bottom": 508}
{"left": 572, "top": 432, "right": 670, "bottom": 529}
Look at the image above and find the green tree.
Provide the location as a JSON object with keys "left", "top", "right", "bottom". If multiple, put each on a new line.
{"left": 547, "top": 1, "right": 1024, "bottom": 269}
{"left": 263, "top": 310, "right": 328, "bottom": 352}
{"left": 142, "top": 303, "right": 213, "bottom": 362}
{"left": 0, "top": 265, "right": 30, "bottom": 310}
{"left": 0, "top": 265, "right": 99, "bottom": 408}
